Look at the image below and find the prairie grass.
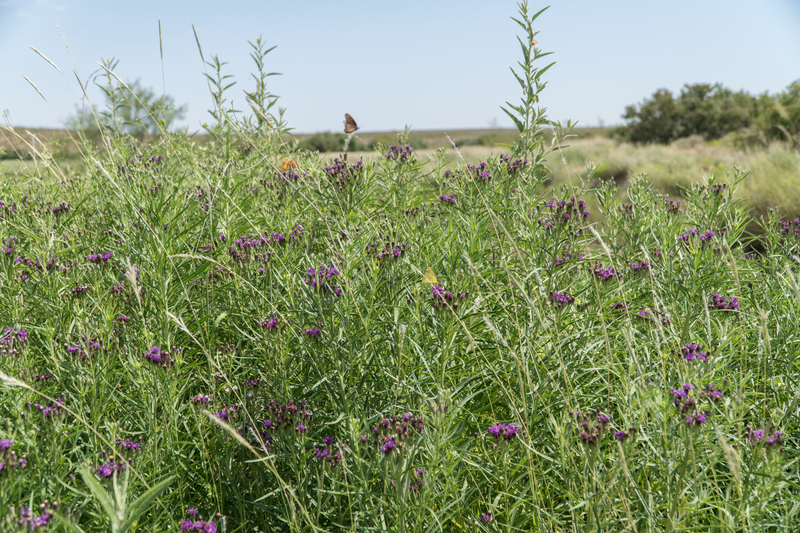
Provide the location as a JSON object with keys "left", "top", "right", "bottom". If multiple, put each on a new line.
{"left": 1, "top": 3, "right": 800, "bottom": 532}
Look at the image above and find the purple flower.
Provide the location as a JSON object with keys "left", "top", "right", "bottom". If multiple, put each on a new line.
{"left": 680, "top": 343, "right": 709, "bottom": 362}
{"left": 0, "top": 439, "right": 13, "bottom": 451}
{"left": 487, "top": 423, "right": 521, "bottom": 442}
{"left": 380, "top": 437, "right": 396, "bottom": 455}
{"left": 709, "top": 293, "right": 739, "bottom": 311}
{"left": 549, "top": 292, "right": 575, "bottom": 308}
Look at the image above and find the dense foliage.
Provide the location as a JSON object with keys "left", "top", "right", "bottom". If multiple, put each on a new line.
{"left": 2, "top": 3, "right": 800, "bottom": 532}
{"left": 620, "top": 81, "right": 800, "bottom": 146}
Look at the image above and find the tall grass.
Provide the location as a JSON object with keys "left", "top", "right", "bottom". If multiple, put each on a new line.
{"left": 1, "top": 2, "right": 799, "bottom": 532}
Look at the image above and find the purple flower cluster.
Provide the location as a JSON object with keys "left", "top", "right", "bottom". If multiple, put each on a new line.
{"left": 614, "top": 427, "right": 637, "bottom": 442}
{"left": 409, "top": 468, "right": 425, "bottom": 494}
{"left": 323, "top": 154, "right": 364, "bottom": 190}
{"left": 304, "top": 263, "right": 343, "bottom": 296}
{"left": 630, "top": 260, "right": 650, "bottom": 274}
{"left": 305, "top": 328, "right": 321, "bottom": 338}
{"left": 1, "top": 328, "right": 28, "bottom": 348}
{"left": 7, "top": 504, "right": 55, "bottom": 531}
{"left": 116, "top": 437, "right": 142, "bottom": 453}
{"left": 680, "top": 229, "right": 717, "bottom": 244}
{"left": 365, "top": 233, "right": 408, "bottom": 268}
{"left": 258, "top": 316, "right": 280, "bottom": 330}
{"left": 778, "top": 218, "right": 800, "bottom": 238}
{"left": 573, "top": 409, "right": 611, "bottom": 447}
{"left": 27, "top": 395, "right": 66, "bottom": 419}
{"left": 191, "top": 395, "right": 210, "bottom": 405}
{"left": 431, "top": 285, "right": 468, "bottom": 311}
{"left": 212, "top": 405, "right": 237, "bottom": 421}
{"left": 487, "top": 423, "right": 521, "bottom": 442}
{"left": 499, "top": 153, "right": 528, "bottom": 173}
{"left": 264, "top": 400, "right": 313, "bottom": 432}
{"left": 547, "top": 251, "right": 585, "bottom": 269}
{"left": 537, "top": 196, "right": 590, "bottom": 226}
{"left": 86, "top": 251, "right": 113, "bottom": 264}
{"left": 747, "top": 427, "right": 784, "bottom": 448}
{"left": 143, "top": 346, "right": 175, "bottom": 370}
{"left": 315, "top": 436, "right": 343, "bottom": 465}
{"left": 96, "top": 459, "right": 126, "bottom": 478}
{"left": 670, "top": 383, "right": 723, "bottom": 426}
{"left": 371, "top": 412, "right": 425, "bottom": 456}
{"left": 592, "top": 265, "right": 617, "bottom": 281}
{"left": 549, "top": 292, "right": 575, "bottom": 308}
{"left": 444, "top": 162, "right": 492, "bottom": 184}
{"left": 611, "top": 302, "right": 628, "bottom": 311}
{"left": 664, "top": 198, "right": 681, "bottom": 213}
{"left": 438, "top": 194, "right": 458, "bottom": 204}
{"left": 180, "top": 509, "right": 217, "bottom": 533}
{"left": 709, "top": 293, "right": 739, "bottom": 311}
{"left": 680, "top": 342, "right": 709, "bottom": 363}
{"left": 0, "top": 440, "right": 28, "bottom": 476}
{"left": 70, "top": 283, "right": 90, "bottom": 296}
{"left": 384, "top": 144, "right": 415, "bottom": 163}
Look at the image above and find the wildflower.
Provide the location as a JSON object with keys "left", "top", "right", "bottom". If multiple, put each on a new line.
{"left": 384, "top": 144, "right": 415, "bottom": 163}
{"left": 486, "top": 423, "right": 521, "bottom": 442}
{"left": 670, "top": 383, "right": 718, "bottom": 427}
{"left": 709, "top": 293, "right": 739, "bottom": 311}
{"left": 0, "top": 439, "right": 13, "bottom": 451}
{"left": 664, "top": 198, "right": 681, "bottom": 212}
{"left": 191, "top": 395, "right": 210, "bottom": 405}
{"left": 379, "top": 437, "right": 396, "bottom": 455}
{"left": 305, "top": 328, "right": 321, "bottom": 338}
{"left": 431, "top": 285, "right": 467, "bottom": 311}
{"left": 439, "top": 194, "right": 458, "bottom": 204}
{"left": 212, "top": 406, "right": 237, "bottom": 421}
{"left": 592, "top": 265, "right": 617, "bottom": 281}
{"left": 304, "top": 263, "right": 343, "bottom": 295}
{"left": 96, "top": 459, "right": 126, "bottom": 478}
{"left": 295, "top": 423, "right": 307, "bottom": 433}
{"left": 549, "top": 292, "right": 575, "bottom": 308}
{"left": 611, "top": 302, "right": 627, "bottom": 310}
{"left": 614, "top": 427, "right": 637, "bottom": 442}
{"left": 500, "top": 153, "right": 529, "bottom": 173}
{"left": 179, "top": 509, "right": 217, "bottom": 533}
{"left": 680, "top": 343, "right": 709, "bottom": 363}
{"left": 258, "top": 316, "right": 280, "bottom": 330}
{"left": 143, "top": 346, "right": 174, "bottom": 369}
{"left": 572, "top": 409, "right": 610, "bottom": 447}
{"left": 116, "top": 438, "right": 142, "bottom": 453}
{"left": 630, "top": 260, "right": 650, "bottom": 274}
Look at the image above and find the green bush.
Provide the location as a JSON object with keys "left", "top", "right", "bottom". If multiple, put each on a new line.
{"left": 620, "top": 81, "right": 800, "bottom": 146}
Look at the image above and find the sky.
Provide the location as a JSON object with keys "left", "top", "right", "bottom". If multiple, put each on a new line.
{"left": 1, "top": 0, "right": 799, "bottom": 134}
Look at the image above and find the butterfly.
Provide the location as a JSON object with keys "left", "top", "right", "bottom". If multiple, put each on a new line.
{"left": 343, "top": 113, "right": 359, "bottom": 134}
{"left": 421, "top": 267, "right": 438, "bottom": 285}
{"left": 280, "top": 158, "right": 297, "bottom": 171}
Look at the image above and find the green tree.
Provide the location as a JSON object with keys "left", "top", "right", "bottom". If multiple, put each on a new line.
{"left": 70, "top": 59, "right": 187, "bottom": 136}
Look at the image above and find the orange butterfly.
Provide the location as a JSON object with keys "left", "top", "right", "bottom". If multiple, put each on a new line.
{"left": 343, "top": 113, "right": 359, "bottom": 134}
{"left": 280, "top": 158, "right": 297, "bottom": 171}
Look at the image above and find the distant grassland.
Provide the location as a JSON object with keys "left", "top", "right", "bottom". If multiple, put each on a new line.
{"left": 3, "top": 126, "right": 799, "bottom": 222}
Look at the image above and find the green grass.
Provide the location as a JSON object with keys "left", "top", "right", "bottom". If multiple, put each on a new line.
{"left": 2, "top": 3, "right": 800, "bottom": 531}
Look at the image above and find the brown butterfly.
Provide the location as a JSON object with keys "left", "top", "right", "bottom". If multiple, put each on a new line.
{"left": 343, "top": 113, "right": 359, "bottom": 134}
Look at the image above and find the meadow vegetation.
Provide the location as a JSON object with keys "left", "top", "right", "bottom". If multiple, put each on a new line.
{"left": 1, "top": 3, "right": 800, "bottom": 532}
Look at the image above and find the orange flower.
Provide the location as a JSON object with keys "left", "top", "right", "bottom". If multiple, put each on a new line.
{"left": 531, "top": 39, "right": 538, "bottom": 47}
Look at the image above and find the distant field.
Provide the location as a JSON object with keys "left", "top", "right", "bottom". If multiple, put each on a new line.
{"left": 3, "top": 125, "right": 799, "bottom": 222}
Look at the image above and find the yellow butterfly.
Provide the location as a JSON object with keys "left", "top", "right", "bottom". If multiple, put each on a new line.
{"left": 421, "top": 266, "right": 438, "bottom": 285}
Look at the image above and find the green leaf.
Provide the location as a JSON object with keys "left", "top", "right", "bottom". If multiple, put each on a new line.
{"left": 501, "top": 106, "right": 525, "bottom": 133}
{"left": 120, "top": 475, "right": 175, "bottom": 533}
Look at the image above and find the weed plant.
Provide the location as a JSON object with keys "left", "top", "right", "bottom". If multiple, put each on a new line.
{"left": 1, "top": 2, "right": 799, "bottom": 532}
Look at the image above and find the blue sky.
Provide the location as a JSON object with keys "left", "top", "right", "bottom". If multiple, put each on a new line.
{"left": 1, "top": 0, "right": 799, "bottom": 133}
